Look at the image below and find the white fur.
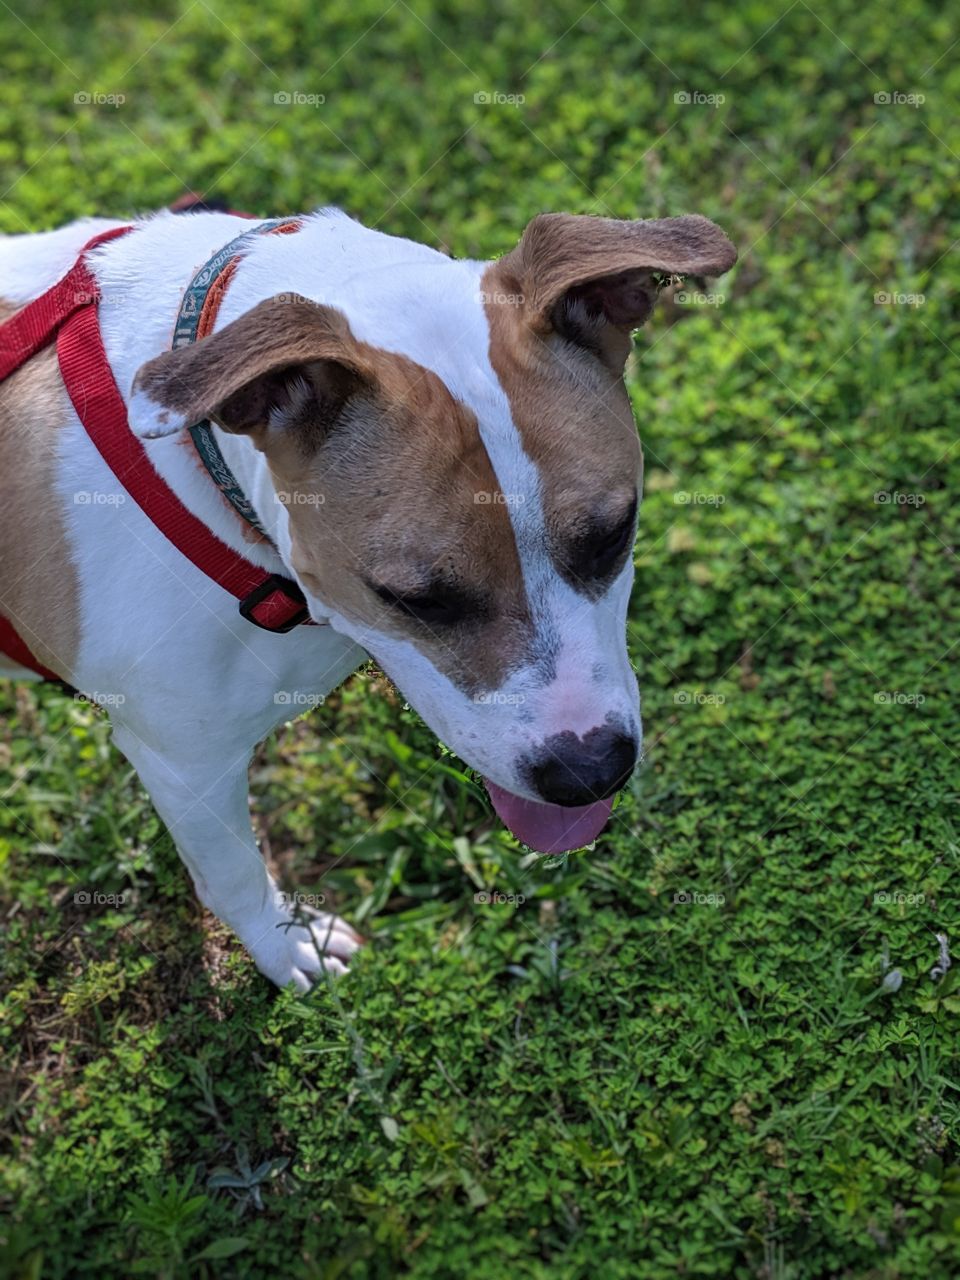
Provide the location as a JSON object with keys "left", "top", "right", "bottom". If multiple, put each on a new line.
{"left": 1, "top": 208, "right": 640, "bottom": 989}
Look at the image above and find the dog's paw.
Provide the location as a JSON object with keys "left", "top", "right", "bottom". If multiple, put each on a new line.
{"left": 238, "top": 906, "right": 363, "bottom": 992}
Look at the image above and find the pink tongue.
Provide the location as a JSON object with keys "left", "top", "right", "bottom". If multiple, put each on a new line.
{"left": 484, "top": 780, "right": 614, "bottom": 854}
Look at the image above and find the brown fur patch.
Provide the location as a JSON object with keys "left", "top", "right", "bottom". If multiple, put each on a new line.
{"left": 481, "top": 214, "right": 737, "bottom": 596}
{"left": 481, "top": 263, "right": 642, "bottom": 597}
{"left": 134, "top": 296, "right": 533, "bottom": 694}
{"left": 0, "top": 300, "right": 80, "bottom": 680}
{"left": 273, "top": 365, "right": 534, "bottom": 693}
{"left": 495, "top": 213, "right": 738, "bottom": 326}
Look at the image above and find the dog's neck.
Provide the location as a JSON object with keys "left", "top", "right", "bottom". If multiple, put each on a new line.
{"left": 210, "top": 423, "right": 297, "bottom": 568}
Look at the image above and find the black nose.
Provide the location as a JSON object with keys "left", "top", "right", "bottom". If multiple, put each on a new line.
{"left": 525, "top": 725, "right": 638, "bottom": 807}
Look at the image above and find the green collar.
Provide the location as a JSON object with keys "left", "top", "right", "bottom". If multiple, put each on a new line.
{"left": 173, "top": 217, "right": 300, "bottom": 540}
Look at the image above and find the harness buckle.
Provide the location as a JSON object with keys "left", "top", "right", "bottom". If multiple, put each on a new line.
{"left": 239, "top": 575, "right": 311, "bottom": 632}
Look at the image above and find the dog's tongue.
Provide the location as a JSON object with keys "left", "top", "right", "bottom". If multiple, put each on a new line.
{"left": 484, "top": 780, "right": 614, "bottom": 854}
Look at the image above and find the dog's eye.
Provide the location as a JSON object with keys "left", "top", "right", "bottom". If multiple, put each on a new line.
{"left": 574, "top": 496, "right": 638, "bottom": 579}
{"left": 370, "top": 582, "right": 472, "bottom": 627}
{"left": 593, "top": 515, "right": 634, "bottom": 561}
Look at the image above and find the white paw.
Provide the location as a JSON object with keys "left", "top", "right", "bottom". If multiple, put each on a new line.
{"left": 237, "top": 904, "right": 363, "bottom": 992}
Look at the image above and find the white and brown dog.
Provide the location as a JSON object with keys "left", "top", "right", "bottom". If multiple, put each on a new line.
{"left": 0, "top": 204, "right": 736, "bottom": 989}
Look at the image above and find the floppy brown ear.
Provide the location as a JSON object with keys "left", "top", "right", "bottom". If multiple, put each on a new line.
{"left": 497, "top": 212, "right": 737, "bottom": 337}
{"left": 128, "top": 294, "right": 368, "bottom": 440}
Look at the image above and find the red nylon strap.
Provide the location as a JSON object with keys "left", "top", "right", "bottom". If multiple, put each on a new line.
{"left": 0, "top": 226, "right": 130, "bottom": 382}
{"left": 3, "top": 225, "right": 309, "bottom": 634}
{"left": 0, "top": 229, "right": 125, "bottom": 677}
{"left": 57, "top": 280, "right": 307, "bottom": 630}
{"left": 0, "top": 614, "right": 62, "bottom": 682}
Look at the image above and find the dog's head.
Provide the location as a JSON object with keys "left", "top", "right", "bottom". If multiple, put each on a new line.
{"left": 130, "top": 211, "right": 736, "bottom": 851}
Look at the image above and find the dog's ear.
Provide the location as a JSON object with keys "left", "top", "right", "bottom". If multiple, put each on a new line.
{"left": 495, "top": 212, "right": 736, "bottom": 364}
{"left": 128, "top": 295, "right": 369, "bottom": 441}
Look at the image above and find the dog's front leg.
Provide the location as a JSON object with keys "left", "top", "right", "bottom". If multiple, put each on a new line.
{"left": 110, "top": 724, "right": 361, "bottom": 990}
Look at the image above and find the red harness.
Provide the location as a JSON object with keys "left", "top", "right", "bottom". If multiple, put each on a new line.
{"left": 0, "top": 224, "right": 312, "bottom": 681}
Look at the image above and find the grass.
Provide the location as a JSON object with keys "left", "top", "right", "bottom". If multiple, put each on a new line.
{"left": 1, "top": 0, "right": 959, "bottom": 1275}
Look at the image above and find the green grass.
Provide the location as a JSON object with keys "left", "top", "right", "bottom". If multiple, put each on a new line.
{"left": 1, "top": 0, "right": 959, "bottom": 1276}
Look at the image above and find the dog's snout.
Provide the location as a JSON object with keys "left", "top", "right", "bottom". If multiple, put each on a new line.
{"left": 525, "top": 724, "right": 638, "bottom": 807}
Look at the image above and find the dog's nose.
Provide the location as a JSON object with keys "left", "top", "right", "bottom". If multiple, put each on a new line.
{"left": 526, "top": 725, "right": 638, "bottom": 807}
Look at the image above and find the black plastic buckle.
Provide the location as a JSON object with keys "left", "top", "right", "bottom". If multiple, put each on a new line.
{"left": 239, "top": 574, "right": 310, "bottom": 633}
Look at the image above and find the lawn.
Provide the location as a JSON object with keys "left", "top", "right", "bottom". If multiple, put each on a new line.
{"left": 1, "top": 1, "right": 959, "bottom": 1276}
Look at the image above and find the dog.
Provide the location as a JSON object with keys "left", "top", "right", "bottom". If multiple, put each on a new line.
{"left": 0, "top": 202, "right": 736, "bottom": 989}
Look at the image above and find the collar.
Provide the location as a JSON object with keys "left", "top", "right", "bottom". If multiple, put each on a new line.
{"left": 174, "top": 216, "right": 302, "bottom": 538}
